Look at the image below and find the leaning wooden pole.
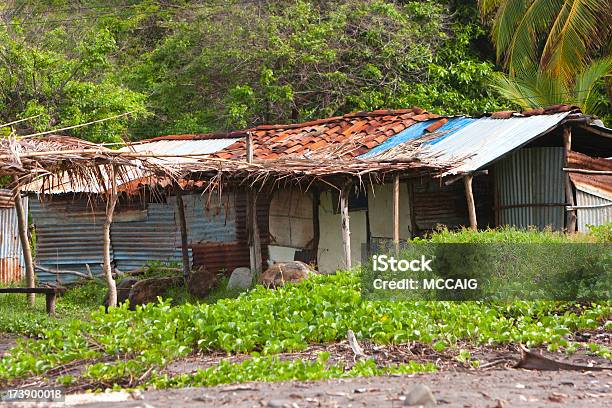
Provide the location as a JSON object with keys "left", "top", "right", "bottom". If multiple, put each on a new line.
{"left": 246, "top": 132, "right": 262, "bottom": 274}
{"left": 340, "top": 182, "right": 352, "bottom": 269}
{"left": 102, "top": 165, "right": 118, "bottom": 308}
{"left": 563, "top": 127, "right": 577, "bottom": 233}
{"left": 463, "top": 174, "right": 477, "bottom": 230}
{"left": 12, "top": 177, "right": 35, "bottom": 306}
{"left": 174, "top": 184, "right": 191, "bottom": 284}
{"left": 393, "top": 174, "right": 400, "bottom": 253}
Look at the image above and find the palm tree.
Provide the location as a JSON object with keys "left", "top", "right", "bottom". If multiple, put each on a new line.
{"left": 479, "top": 0, "right": 611, "bottom": 81}
{"left": 490, "top": 57, "right": 612, "bottom": 113}
{"left": 479, "top": 0, "right": 611, "bottom": 116}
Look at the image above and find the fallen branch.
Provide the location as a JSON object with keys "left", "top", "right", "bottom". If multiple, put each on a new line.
{"left": 35, "top": 264, "right": 94, "bottom": 280}
{"left": 515, "top": 345, "right": 609, "bottom": 371}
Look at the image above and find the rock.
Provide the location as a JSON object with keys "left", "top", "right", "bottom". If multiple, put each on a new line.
{"left": 404, "top": 384, "right": 436, "bottom": 406}
{"left": 103, "top": 278, "right": 137, "bottom": 311}
{"left": 187, "top": 266, "right": 218, "bottom": 298}
{"left": 258, "top": 261, "right": 315, "bottom": 288}
{"left": 128, "top": 276, "right": 182, "bottom": 308}
{"left": 227, "top": 267, "right": 253, "bottom": 291}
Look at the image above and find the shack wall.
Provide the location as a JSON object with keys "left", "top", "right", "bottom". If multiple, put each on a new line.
{"left": 0, "top": 191, "right": 27, "bottom": 284}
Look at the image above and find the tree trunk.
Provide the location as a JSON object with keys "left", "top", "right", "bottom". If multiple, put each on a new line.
{"left": 12, "top": 178, "right": 35, "bottom": 306}
{"left": 175, "top": 185, "right": 191, "bottom": 284}
{"left": 103, "top": 165, "right": 118, "bottom": 308}
{"left": 463, "top": 174, "right": 477, "bottom": 230}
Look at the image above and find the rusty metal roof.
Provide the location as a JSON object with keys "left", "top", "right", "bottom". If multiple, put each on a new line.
{"left": 568, "top": 151, "right": 612, "bottom": 199}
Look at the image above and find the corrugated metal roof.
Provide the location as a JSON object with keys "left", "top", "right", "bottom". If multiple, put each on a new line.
{"left": 122, "top": 138, "right": 240, "bottom": 162}
{"left": 423, "top": 112, "right": 571, "bottom": 175}
{"left": 360, "top": 117, "right": 477, "bottom": 159}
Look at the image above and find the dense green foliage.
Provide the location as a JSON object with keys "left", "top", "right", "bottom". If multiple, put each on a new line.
{"left": 1, "top": 228, "right": 609, "bottom": 390}
{"left": 1, "top": 1, "right": 510, "bottom": 142}
{"left": 1, "top": 272, "right": 610, "bottom": 388}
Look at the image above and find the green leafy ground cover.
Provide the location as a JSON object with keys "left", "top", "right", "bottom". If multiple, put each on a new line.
{"left": 0, "top": 227, "right": 609, "bottom": 391}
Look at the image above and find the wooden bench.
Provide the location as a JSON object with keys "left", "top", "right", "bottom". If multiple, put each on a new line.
{"left": 0, "top": 287, "right": 66, "bottom": 315}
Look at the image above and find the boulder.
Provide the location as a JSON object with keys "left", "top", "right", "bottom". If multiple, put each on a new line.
{"left": 227, "top": 267, "right": 253, "bottom": 291}
{"left": 103, "top": 277, "right": 137, "bottom": 312}
{"left": 187, "top": 266, "right": 218, "bottom": 298}
{"left": 128, "top": 276, "right": 182, "bottom": 308}
{"left": 404, "top": 384, "right": 437, "bottom": 406}
{"left": 258, "top": 261, "right": 315, "bottom": 288}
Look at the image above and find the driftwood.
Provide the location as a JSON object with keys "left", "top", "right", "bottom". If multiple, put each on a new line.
{"left": 347, "top": 330, "right": 367, "bottom": 359}
{"left": 35, "top": 264, "right": 94, "bottom": 280}
{"left": 515, "top": 345, "right": 609, "bottom": 371}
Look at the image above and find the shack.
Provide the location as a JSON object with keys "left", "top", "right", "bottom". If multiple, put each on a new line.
{"left": 25, "top": 106, "right": 612, "bottom": 277}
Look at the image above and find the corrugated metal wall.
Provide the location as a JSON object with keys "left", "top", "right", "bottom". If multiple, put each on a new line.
{"left": 191, "top": 192, "right": 269, "bottom": 274}
{"left": 111, "top": 201, "right": 187, "bottom": 271}
{"left": 30, "top": 192, "right": 251, "bottom": 282}
{"left": 575, "top": 188, "right": 612, "bottom": 233}
{"left": 494, "top": 147, "right": 565, "bottom": 230}
{"left": 30, "top": 198, "right": 108, "bottom": 283}
{"left": 411, "top": 178, "right": 492, "bottom": 231}
{"left": 0, "top": 195, "right": 27, "bottom": 284}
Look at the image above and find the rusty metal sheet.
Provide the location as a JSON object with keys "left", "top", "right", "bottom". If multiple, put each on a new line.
{"left": 0, "top": 195, "right": 27, "bottom": 284}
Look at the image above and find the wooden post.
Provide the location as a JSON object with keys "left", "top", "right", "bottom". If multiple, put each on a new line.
{"left": 406, "top": 179, "right": 417, "bottom": 237}
{"left": 563, "top": 127, "right": 577, "bottom": 233}
{"left": 174, "top": 184, "right": 191, "bottom": 284}
{"left": 45, "top": 292, "right": 56, "bottom": 316}
{"left": 311, "top": 188, "right": 320, "bottom": 267}
{"left": 12, "top": 177, "right": 35, "bottom": 306}
{"left": 340, "top": 182, "right": 352, "bottom": 269}
{"left": 102, "top": 165, "right": 118, "bottom": 308}
{"left": 246, "top": 132, "right": 262, "bottom": 274}
{"left": 463, "top": 174, "right": 477, "bottom": 230}
{"left": 393, "top": 175, "right": 400, "bottom": 252}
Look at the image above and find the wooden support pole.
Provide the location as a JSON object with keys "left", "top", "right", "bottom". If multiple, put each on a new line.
{"left": 463, "top": 174, "right": 477, "bottom": 230}
{"left": 12, "top": 177, "right": 35, "bottom": 306}
{"left": 311, "top": 189, "right": 320, "bottom": 267}
{"left": 102, "top": 165, "right": 118, "bottom": 308}
{"left": 246, "top": 132, "right": 262, "bottom": 274}
{"left": 340, "top": 182, "right": 352, "bottom": 269}
{"left": 563, "top": 127, "right": 577, "bottom": 233}
{"left": 174, "top": 184, "right": 191, "bottom": 284}
{"left": 393, "top": 174, "right": 400, "bottom": 252}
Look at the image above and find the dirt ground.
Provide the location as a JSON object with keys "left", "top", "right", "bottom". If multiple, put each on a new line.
{"left": 3, "top": 368, "right": 608, "bottom": 408}
{"left": 1, "top": 333, "right": 610, "bottom": 407}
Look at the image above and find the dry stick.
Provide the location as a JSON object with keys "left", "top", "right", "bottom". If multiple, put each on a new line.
{"left": 102, "top": 164, "right": 118, "bottom": 307}
{"left": 13, "top": 177, "right": 36, "bottom": 306}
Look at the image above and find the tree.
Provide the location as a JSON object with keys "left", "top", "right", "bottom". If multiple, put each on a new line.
{"left": 479, "top": 0, "right": 611, "bottom": 81}
{"left": 491, "top": 57, "right": 612, "bottom": 113}
{"left": 479, "top": 0, "right": 612, "bottom": 119}
{"left": 0, "top": 17, "right": 147, "bottom": 142}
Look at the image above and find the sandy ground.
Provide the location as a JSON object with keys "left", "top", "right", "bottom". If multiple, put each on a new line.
{"left": 3, "top": 368, "right": 609, "bottom": 408}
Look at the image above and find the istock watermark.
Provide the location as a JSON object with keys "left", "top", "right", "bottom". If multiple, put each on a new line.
{"left": 361, "top": 243, "right": 611, "bottom": 301}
